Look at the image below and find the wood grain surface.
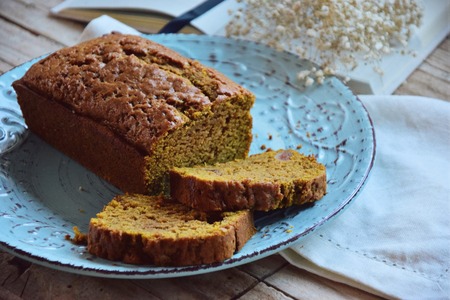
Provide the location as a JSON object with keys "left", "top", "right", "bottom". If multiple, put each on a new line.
{"left": 0, "top": 1, "right": 448, "bottom": 299}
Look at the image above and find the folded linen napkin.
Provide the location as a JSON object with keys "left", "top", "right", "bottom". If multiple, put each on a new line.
{"left": 282, "top": 95, "right": 450, "bottom": 299}
{"left": 78, "top": 16, "right": 450, "bottom": 299}
{"left": 78, "top": 15, "right": 140, "bottom": 43}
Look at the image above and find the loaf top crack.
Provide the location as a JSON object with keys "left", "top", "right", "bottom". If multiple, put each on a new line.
{"left": 18, "top": 33, "right": 251, "bottom": 154}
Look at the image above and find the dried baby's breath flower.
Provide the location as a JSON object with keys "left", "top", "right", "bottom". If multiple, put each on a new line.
{"left": 305, "top": 76, "right": 315, "bottom": 86}
{"left": 226, "top": 0, "right": 423, "bottom": 85}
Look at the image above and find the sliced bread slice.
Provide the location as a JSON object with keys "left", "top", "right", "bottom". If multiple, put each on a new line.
{"left": 170, "top": 149, "right": 327, "bottom": 212}
{"left": 87, "top": 194, "right": 255, "bottom": 266}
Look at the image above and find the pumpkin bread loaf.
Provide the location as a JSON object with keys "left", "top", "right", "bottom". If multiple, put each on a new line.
{"left": 87, "top": 194, "right": 256, "bottom": 266}
{"left": 170, "top": 149, "right": 327, "bottom": 212}
{"left": 12, "top": 33, "right": 254, "bottom": 195}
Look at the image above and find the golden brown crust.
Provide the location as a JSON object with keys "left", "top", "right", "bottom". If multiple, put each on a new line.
{"left": 170, "top": 150, "right": 327, "bottom": 212}
{"left": 87, "top": 194, "right": 256, "bottom": 266}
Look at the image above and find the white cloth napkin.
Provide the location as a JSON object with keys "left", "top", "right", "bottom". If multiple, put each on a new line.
{"left": 78, "top": 16, "right": 450, "bottom": 299}
{"left": 282, "top": 95, "right": 450, "bottom": 300}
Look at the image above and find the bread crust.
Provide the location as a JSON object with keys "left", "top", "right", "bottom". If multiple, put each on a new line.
{"left": 13, "top": 82, "right": 148, "bottom": 193}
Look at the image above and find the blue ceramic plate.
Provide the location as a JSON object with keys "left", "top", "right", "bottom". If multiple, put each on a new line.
{"left": 0, "top": 34, "right": 375, "bottom": 278}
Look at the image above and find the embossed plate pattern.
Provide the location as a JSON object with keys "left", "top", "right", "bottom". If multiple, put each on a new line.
{"left": 0, "top": 34, "right": 375, "bottom": 278}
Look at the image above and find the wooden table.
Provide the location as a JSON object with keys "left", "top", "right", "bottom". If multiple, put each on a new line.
{"left": 0, "top": 1, "right": 448, "bottom": 299}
